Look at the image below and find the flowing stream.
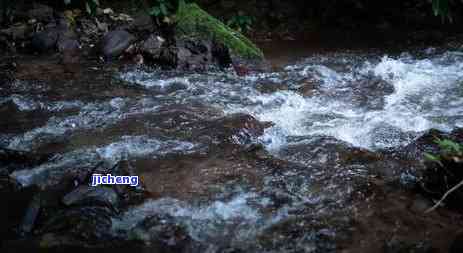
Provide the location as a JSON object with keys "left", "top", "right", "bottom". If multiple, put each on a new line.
{"left": 2, "top": 44, "right": 463, "bottom": 251}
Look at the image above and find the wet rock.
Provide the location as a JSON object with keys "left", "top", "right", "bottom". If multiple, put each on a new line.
{"left": 351, "top": 75, "right": 395, "bottom": 110}
{"left": 163, "top": 81, "right": 188, "bottom": 93}
{"left": 31, "top": 28, "right": 59, "bottom": 53}
{"left": 0, "top": 178, "right": 39, "bottom": 242}
{"left": 195, "top": 113, "right": 268, "bottom": 148}
{"left": 62, "top": 185, "right": 119, "bottom": 207}
{"left": 0, "top": 60, "right": 17, "bottom": 86}
{"left": 129, "top": 12, "right": 155, "bottom": 33}
{"left": 176, "top": 39, "right": 213, "bottom": 71}
{"left": 255, "top": 81, "right": 289, "bottom": 94}
{"left": 278, "top": 136, "right": 380, "bottom": 168}
{"left": 399, "top": 128, "right": 447, "bottom": 160}
{"left": 369, "top": 124, "right": 416, "bottom": 149}
{"left": 155, "top": 38, "right": 233, "bottom": 71}
{"left": 232, "top": 63, "right": 250, "bottom": 76}
{"left": 230, "top": 54, "right": 270, "bottom": 73}
{"left": 27, "top": 4, "right": 54, "bottom": 23}
{"left": 58, "top": 38, "right": 81, "bottom": 72}
{"left": 0, "top": 23, "right": 31, "bottom": 41}
{"left": 0, "top": 147, "right": 51, "bottom": 173}
{"left": 58, "top": 38, "right": 80, "bottom": 55}
{"left": 78, "top": 18, "right": 100, "bottom": 42}
{"left": 9, "top": 150, "right": 103, "bottom": 190}
{"left": 101, "top": 30, "right": 136, "bottom": 58}
{"left": 140, "top": 35, "right": 165, "bottom": 60}
{"left": 38, "top": 206, "right": 116, "bottom": 246}
{"left": 19, "top": 193, "right": 41, "bottom": 234}
{"left": 89, "top": 160, "right": 149, "bottom": 208}
{"left": 128, "top": 213, "right": 194, "bottom": 251}
{"left": 212, "top": 40, "right": 232, "bottom": 68}
{"left": 257, "top": 215, "right": 345, "bottom": 252}
{"left": 296, "top": 79, "right": 319, "bottom": 97}
{"left": 175, "top": 2, "right": 263, "bottom": 61}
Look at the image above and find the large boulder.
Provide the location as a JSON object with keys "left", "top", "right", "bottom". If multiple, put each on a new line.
{"left": 101, "top": 30, "right": 136, "bottom": 59}
{"left": 175, "top": 1, "right": 263, "bottom": 68}
{"left": 30, "top": 19, "right": 75, "bottom": 53}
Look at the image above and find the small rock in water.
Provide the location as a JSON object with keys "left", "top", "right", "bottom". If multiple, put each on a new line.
{"left": 255, "top": 81, "right": 289, "bottom": 94}
{"left": 62, "top": 185, "right": 119, "bottom": 207}
{"left": 129, "top": 213, "right": 193, "bottom": 251}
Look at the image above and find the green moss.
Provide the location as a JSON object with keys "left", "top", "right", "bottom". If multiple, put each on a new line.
{"left": 175, "top": 1, "right": 264, "bottom": 60}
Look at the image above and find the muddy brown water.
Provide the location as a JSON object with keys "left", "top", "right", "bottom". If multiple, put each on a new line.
{"left": 2, "top": 37, "right": 463, "bottom": 252}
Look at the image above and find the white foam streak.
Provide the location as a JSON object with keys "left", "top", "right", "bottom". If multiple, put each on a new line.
{"left": 241, "top": 53, "right": 463, "bottom": 150}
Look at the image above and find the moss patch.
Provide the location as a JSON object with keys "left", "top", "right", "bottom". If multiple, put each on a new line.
{"left": 175, "top": 1, "right": 264, "bottom": 59}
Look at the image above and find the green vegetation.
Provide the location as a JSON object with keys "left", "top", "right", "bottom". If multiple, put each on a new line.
{"left": 175, "top": 1, "right": 263, "bottom": 59}
{"left": 64, "top": 0, "right": 100, "bottom": 15}
{"left": 425, "top": 138, "right": 463, "bottom": 166}
{"left": 147, "top": 0, "right": 175, "bottom": 24}
{"left": 227, "top": 12, "right": 253, "bottom": 33}
{"left": 432, "top": 0, "right": 451, "bottom": 21}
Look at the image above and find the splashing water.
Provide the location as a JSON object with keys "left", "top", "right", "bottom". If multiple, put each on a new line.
{"left": 4, "top": 47, "right": 463, "bottom": 251}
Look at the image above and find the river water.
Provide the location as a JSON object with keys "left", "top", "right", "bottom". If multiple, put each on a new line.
{"left": 2, "top": 41, "right": 463, "bottom": 251}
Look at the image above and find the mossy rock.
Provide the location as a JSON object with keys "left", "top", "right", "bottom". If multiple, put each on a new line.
{"left": 175, "top": 1, "right": 264, "bottom": 60}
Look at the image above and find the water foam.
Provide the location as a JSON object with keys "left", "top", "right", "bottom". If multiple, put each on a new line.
{"left": 96, "top": 136, "right": 198, "bottom": 164}
{"left": 112, "top": 192, "right": 265, "bottom": 244}
{"left": 238, "top": 52, "right": 463, "bottom": 150}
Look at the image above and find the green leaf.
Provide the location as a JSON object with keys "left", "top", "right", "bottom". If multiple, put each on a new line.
{"left": 432, "top": 0, "right": 439, "bottom": 16}
{"left": 149, "top": 6, "right": 161, "bottom": 16}
{"left": 160, "top": 4, "right": 168, "bottom": 16}
{"left": 85, "top": 2, "right": 91, "bottom": 14}
{"left": 424, "top": 153, "right": 441, "bottom": 162}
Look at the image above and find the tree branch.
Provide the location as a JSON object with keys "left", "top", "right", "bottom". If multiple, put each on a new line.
{"left": 425, "top": 178, "right": 463, "bottom": 213}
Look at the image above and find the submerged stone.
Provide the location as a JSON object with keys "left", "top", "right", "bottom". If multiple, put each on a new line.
{"left": 62, "top": 185, "right": 119, "bottom": 207}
